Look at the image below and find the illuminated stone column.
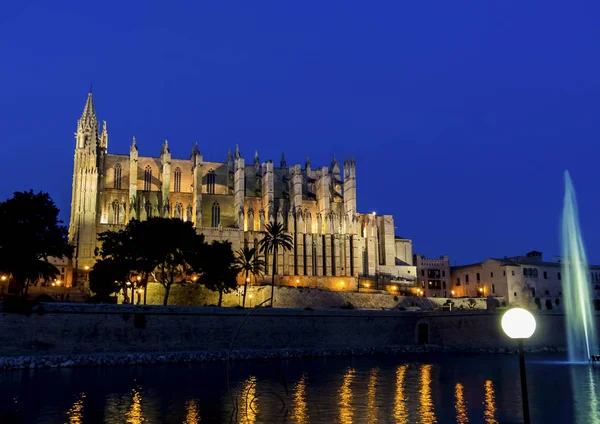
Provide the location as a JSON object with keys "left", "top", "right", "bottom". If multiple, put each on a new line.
{"left": 324, "top": 233, "right": 332, "bottom": 277}
{"left": 128, "top": 137, "right": 138, "bottom": 221}
{"left": 315, "top": 234, "right": 324, "bottom": 277}
{"left": 334, "top": 233, "right": 342, "bottom": 277}
{"left": 304, "top": 233, "right": 313, "bottom": 276}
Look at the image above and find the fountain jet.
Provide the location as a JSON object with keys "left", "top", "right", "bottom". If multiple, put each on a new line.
{"left": 561, "top": 171, "right": 598, "bottom": 362}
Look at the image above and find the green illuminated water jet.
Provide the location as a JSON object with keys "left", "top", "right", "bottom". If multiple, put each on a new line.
{"left": 561, "top": 171, "right": 598, "bottom": 362}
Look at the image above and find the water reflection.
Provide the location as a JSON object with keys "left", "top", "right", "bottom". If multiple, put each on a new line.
{"left": 419, "top": 364, "right": 436, "bottom": 423}
{"left": 126, "top": 388, "right": 144, "bottom": 424}
{"left": 573, "top": 366, "right": 600, "bottom": 424}
{"left": 184, "top": 399, "right": 201, "bottom": 424}
{"left": 291, "top": 374, "right": 309, "bottom": 424}
{"left": 393, "top": 365, "right": 408, "bottom": 424}
{"left": 238, "top": 376, "right": 258, "bottom": 424}
{"left": 339, "top": 368, "right": 356, "bottom": 423}
{"left": 483, "top": 380, "right": 498, "bottom": 424}
{"left": 367, "top": 368, "right": 379, "bottom": 424}
{"left": 66, "top": 392, "right": 85, "bottom": 424}
{"left": 454, "top": 383, "right": 468, "bottom": 424}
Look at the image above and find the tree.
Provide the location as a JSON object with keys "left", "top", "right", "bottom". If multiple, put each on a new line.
{"left": 0, "top": 191, "right": 72, "bottom": 297}
{"left": 89, "top": 258, "right": 124, "bottom": 302}
{"left": 147, "top": 218, "right": 198, "bottom": 305}
{"left": 200, "top": 241, "right": 238, "bottom": 307}
{"left": 234, "top": 247, "right": 265, "bottom": 307}
{"left": 259, "top": 222, "right": 293, "bottom": 307}
{"left": 96, "top": 228, "right": 139, "bottom": 304}
{"left": 95, "top": 218, "right": 204, "bottom": 305}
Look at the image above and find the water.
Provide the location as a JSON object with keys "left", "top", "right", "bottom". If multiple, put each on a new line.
{"left": 561, "top": 171, "right": 598, "bottom": 362}
{"left": 1, "top": 353, "right": 599, "bottom": 423}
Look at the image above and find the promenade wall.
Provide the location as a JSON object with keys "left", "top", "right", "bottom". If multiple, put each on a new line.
{"left": 1, "top": 303, "right": 599, "bottom": 366}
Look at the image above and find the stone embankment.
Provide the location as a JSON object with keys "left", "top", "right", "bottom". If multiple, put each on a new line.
{"left": 0, "top": 303, "right": 592, "bottom": 371}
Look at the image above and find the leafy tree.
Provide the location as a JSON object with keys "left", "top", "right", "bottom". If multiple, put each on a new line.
{"left": 259, "top": 222, "right": 293, "bottom": 307}
{"left": 234, "top": 246, "right": 265, "bottom": 307}
{"left": 89, "top": 258, "right": 124, "bottom": 302}
{"left": 200, "top": 241, "right": 238, "bottom": 307}
{"left": 0, "top": 191, "right": 72, "bottom": 297}
{"left": 96, "top": 228, "right": 139, "bottom": 303}
{"left": 147, "top": 218, "right": 198, "bottom": 305}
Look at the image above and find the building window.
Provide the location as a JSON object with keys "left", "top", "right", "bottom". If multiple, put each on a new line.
{"left": 145, "top": 201, "right": 152, "bottom": 218}
{"left": 312, "top": 242, "right": 317, "bottom": 276}
{"left": 523, "top": 268, "right": 528, "bottom": 276}
{"left": 421, "top": 269, "right": 425, "bottom": 277}
{"left": 442, "top": 270, "right": 445, "bottom": 277}
{"left": 465, "top": 274, "right": 469, "bottom": 283}
{"left": 558, "top": 272, "right": 562, "bottom": 280}
{"left": 514, "top": 292, "right": 517, "bottom": 297}
{"left": 532, "top": 268, "right": 538, "bottom": 278}
{"left": 490, "top": 272, "right": 493, "bottom": 278}
{"left": 442, "top": 281, "right": 446, "bottom": 289}
{"left": 207, "top": 170, "right": 216, "bottom": 194}
{"left": 512, "top": 270, "right": 515, "bottom": 276}
{"left": 144, "top": 166, "right": 152, "bottom": 191}
{"left": 456, "top": 277, "right": 461, "bottom": 286}
{"left": 112, "top": 200, "right": 120, "bottom": 224}
{"left": 544, "top": 271, "right": 547, "bottom": 279}
{"left": 492, "top": 284, "right": 495, "bottom": 294}
{"left": 174, "top": 167, "right": 182, "bottom": 192}
{"left": 503, "top": 270, "right": 506, "bottom": 276}
{"left": 114, "top": 164, "right": 122, "bottom": 189}
{"left": 211, "top": 202, "right": 220, "bottom": 227}
{"left": 476, "top": 273, "right": 480, "bottom": 281}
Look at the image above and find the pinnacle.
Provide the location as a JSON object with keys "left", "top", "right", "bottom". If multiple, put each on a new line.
{"left": 80, "top": 92, "right": 96, "bottom": 124}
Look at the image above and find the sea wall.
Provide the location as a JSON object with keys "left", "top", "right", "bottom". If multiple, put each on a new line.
{"left": 130, "top": 284, "right": 488, "bottom": 311}
{"left": 1, "top": 303, "right": 599, "bottom": 370}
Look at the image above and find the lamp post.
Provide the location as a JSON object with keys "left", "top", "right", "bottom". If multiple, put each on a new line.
{"left": 501, "top": 308, "right": 536, "bottom": 424}
{"left": 84, "top": 265, "right": 90, "bottom": 282}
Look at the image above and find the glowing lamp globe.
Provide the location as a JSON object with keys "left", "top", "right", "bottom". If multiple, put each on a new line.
{"left": 501, "top": 308, "right": 536, "bottom": 339}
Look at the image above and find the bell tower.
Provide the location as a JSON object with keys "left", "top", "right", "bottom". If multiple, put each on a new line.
{"left": 69, "top": 91, "right": 101, "bottom": 276}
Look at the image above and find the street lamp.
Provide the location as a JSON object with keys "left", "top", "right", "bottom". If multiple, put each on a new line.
{"left": 501, "top": 308, "right": 536, "bottom": 424}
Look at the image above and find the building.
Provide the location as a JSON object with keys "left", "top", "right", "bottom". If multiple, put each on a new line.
{"left": 68, "top": 91, "right": 416, "bottom": 290}
{"left": 413, "top": 254, "right": 450, "bottom": 297}
{"left": 451, "top": 250, "right": 600, "bottom": 304}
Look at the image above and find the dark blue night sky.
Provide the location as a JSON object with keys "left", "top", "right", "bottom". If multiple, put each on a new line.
{"left": 1, "top": 1, "right": 599, "bottom": 265}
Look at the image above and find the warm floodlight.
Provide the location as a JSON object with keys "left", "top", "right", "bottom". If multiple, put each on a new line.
{"left": 501, "top": 308, "right": 536, "bottom": 339}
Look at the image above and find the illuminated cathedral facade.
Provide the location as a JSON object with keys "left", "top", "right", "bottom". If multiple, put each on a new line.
{"left": 69, "top": 92, "right": 416, "bottom": 289}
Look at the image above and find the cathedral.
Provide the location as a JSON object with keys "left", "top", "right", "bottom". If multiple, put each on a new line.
{"left": 69, "top": 92, "right": 416, "bottom": 290}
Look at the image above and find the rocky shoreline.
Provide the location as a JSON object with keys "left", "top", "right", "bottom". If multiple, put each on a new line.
{"left": 0, "top": 345, "right": 565, "bottom": 371}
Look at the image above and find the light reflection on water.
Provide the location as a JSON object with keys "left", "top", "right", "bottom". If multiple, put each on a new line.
{"left": 418, "top": 364, "right": 437, "bottom": 424}
{"left": 1, "top": 354, "right": 599, "bottom": 423}
{"left": 366, "top": 368, "right": 379, "bottom": 424}
{"left": 483, "top": 380, "right": 498, "bottom": 424}
{"left": 66, "top": 392, "right": 85, "bottom": 424}
{"left": 454, "top": 383, "right": 468, "bottom": 424}
{"left": 291, "top": 373, "right": 309, "bottom": 424}
{"left": 393, "top": 364, "right": 408, "bottom": 424}
{"left": 339, "top": 368, "right": 356, "bottom": 423}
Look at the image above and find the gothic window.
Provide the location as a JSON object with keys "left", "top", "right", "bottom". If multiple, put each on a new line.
{"left": 174, "top": 167, "right": 182, "bottom": 193}
{"left": 144, "top": 166, "right": 152, "bottom": 191}
{"left": 207, "top": 170, "right": 216, "bottom": 194}
{"left": 558, "top": 272, "right": 562, "bottom": 280}
{"left": 312, "top": 242, "right": 317, "bottom": 276}
{"left": 211, "top": 202, "right": 220, "bottom": 227}
{"left": 456, "top": 277, "right": 461, "bottom": 286}
{"left": 112, "top": 200, "right": 120, "bottom": 224}
{"left": 114, "top": 164, "right": 122, "bottom": 189}
{"left": 145, "top": 201, "right": 152, "bottom": 218}
{"left": 523, "top": 268, "right": 529, "bottom": 276}
{"left": 492, "top": 284, "right": 495, "bottom": 294}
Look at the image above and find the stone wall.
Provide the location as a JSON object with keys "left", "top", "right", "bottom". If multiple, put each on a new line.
{"left": 130, "top": 284, "right": 489, "bottom": 310}
{"left": 2, "top": 303, "right": 599, "bottom": 363}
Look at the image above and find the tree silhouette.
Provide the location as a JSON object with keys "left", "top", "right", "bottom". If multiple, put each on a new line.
{"left": 234, "top": 246, "right": 265, "bottom": 307}
{"left": 200, "top": 241, "right": 238, "bottom": 306}
{"left": 0, "top": 191, "right": 72, "bottom": 297}
{"left": 259, "top": 222, "right": 293, "bottom": 307}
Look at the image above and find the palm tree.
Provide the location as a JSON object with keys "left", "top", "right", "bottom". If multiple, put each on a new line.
{"left": 259, "top": 222, "right": 293, "bottom": 307}
{"left": 234, "top": 247, "right": 265, "bottom": 307}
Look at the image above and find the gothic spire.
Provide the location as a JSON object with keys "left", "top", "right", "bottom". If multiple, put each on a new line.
{"left": 305, "top": 156, "right": 311, "bottom": 172}
{"left": 79, "top": 91, "right": 96, "bottom": 125}
{"left": 161, "top": 139, "right": 170, "bottom": 155}
{"left": 235, "top": 144, "right": 240, "bottom": 160}
{"left": 131, "top": 136, "right": 137, "bottom": 150}
{"left": 280, "top": 153, "right": 287, "bottom": 169}
{"left": 227, "top": 147, "right": 233, "bottom": 163}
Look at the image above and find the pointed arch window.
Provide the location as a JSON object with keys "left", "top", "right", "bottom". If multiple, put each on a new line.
{"left": 144, "top": 166, "right": 152, "bottom": 191}
{"left": 145, "top": 201, "right": 153, "bottom": 218}
{"left": 207, "top": 170, "right": 216, "bottom": 194}
{"left": 174, "top": 167, "right": 182, "bottom": 193}
{"left": 114, "top": 164, "right": 122, "bottom": 189}
{"left": 211, "top": 202, "right": 220, "bottom": 227}
{"left": 112, "top": 200, "right": 120, "bottom": 224}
